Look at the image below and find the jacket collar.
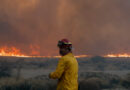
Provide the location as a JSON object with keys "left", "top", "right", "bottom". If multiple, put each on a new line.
{"left": 64, "top": 52, "right": 74, "bottom": 57}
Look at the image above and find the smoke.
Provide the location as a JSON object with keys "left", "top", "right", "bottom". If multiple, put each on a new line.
{"left": 0, "top": 0, "right": 130, "bottom": 56}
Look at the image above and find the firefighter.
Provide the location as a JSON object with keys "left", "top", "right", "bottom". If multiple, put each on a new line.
{"left": 49, "top": 39, "right": 78, "bottom": 90}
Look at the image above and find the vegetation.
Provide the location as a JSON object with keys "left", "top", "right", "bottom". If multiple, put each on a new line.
{"left": 0, "top": 72, "right": 129, "bottom": 90}
{"left": 121, "top": 73, "right": 130, "bottom": 89}
{"left": 0, "top": 56, "right": 129, "bottom": 90}
{"left": 0, "top": 61, "right": 12, "bottom": 77}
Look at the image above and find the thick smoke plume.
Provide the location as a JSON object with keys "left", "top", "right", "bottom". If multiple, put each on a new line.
{"left": 0, "top": 0, "right": 130, "bottom": 56}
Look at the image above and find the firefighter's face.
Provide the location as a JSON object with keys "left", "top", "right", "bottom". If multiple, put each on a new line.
{"left": 59, "top": 48, "right": 69, "bottom": 56}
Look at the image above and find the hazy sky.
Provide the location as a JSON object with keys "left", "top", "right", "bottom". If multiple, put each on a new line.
{"left": 0, "top": 0, "right": 130, "bottom": 56}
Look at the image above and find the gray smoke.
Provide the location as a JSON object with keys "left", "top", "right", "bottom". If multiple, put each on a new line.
{"left": 0, "top": 0, "right": 130, "bottom": 56}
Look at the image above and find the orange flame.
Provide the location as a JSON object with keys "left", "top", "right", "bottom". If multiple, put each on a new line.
{"left": 75, "top": 55, "right": 90, "bottom": 58}
{"left": 0, "top": 46, "right": 90, "bottom": 58}
{"left": 30, "top": 44, "right": 40, "bottom": 56}
{"left": 104, "top": 53, "right": 130, "bottom": 58}
{"left": 0, "top": 46, "right": 60, "bottom": 58}
{"left": 1, "top": 46, "right": 130, "bottom": 58}
{"left": 0, "top": 46, "right": 28, "bottom": 57}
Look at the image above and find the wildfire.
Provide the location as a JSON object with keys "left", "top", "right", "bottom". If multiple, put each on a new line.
{"left": 0, "top": 46, "right": 28, "bottom": 57}
{"left": 75, "top": 55, "right": 90, "bottom": 58}
{"left": 0, "top": 46, "right": 59, "bottom": 58}
{"left": 104, "top": 53, "right": 130, "bottom": 58}
{"left": 1, "top": 46, "right": 130, "bottom": 58}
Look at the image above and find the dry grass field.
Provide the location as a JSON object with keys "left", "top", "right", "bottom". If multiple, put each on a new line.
{"left": 0, "top": 56, "right": 130, "bottom": 90}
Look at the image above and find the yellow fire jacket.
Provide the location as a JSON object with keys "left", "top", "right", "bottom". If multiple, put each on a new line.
{"left": 50, "top": 53, "right": 78, "bottom": 90}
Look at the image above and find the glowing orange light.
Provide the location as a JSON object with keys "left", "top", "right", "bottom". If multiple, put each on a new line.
{"left": 75, "top": 55, "right": 89, "bottom": 58}
{"left": 104, "top": 53, "right": 130, "bottom": 58}
{"left": 0, "top": 46, "right": 60, "bottom": 58}
{"left": 1, "top": 46, "right": 130, "bottom": 58}
{"left": 0, "top": 46, "right": 29, "bottom": 57}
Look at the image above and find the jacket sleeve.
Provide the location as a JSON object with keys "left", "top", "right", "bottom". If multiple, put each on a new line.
{"left": 50, "top": 57, "right": 66, "bottom": 79}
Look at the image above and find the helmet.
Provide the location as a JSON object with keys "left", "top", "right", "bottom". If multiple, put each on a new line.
{"left": 57, "top": 39, "right": 72, "bottom": 50}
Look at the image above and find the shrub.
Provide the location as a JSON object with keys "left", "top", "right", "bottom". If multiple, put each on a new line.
{"left": 79, "top": 77, "right": 102, "bottom": 90}
{"left": 0, "top": 61, "right": 12, "bottom": 77}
